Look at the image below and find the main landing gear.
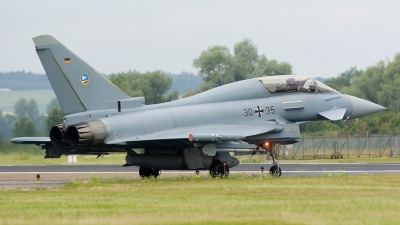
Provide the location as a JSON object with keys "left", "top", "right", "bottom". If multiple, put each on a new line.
{"left": 139, "top": 167, "right": 161, "bottom": 178}
{"left": 267, "top": 148, "right": 282, "bottom": 177}
{"left": 209, "top": 160, "right": 229, "bottom": 178}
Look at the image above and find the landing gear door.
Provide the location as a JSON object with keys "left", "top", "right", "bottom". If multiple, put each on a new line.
{"left": 183, "top": 148, "right": 204, "bottom": 169}
{"left": 217, "top": 151, "right": 233, "bottom": 163}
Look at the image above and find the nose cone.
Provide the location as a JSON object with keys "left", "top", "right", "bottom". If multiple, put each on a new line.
{"left": 346, "top": 95, "right": 386, "bottom": 119}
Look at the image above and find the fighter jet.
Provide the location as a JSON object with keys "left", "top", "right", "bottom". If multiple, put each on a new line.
{"left": 11, "top": 35, "right": 386, "bottom": 178}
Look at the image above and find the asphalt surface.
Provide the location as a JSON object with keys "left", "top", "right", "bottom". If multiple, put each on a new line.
{"left": 1, "top": 163, "right": 399, "bottom": 190}
{"left": 1, "top": 163, "right": 400, "bottom": 174}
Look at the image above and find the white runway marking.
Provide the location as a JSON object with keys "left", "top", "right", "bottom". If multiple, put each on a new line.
{"left": 283, "top": 170, "right": 400, "bottom": 173}
{"left": 2, "top": 170, "right": 400, "bottom": 174}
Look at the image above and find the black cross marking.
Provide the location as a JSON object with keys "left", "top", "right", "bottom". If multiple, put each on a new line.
{"left": 255, "top": 106, "right": 264, "bottom": 117}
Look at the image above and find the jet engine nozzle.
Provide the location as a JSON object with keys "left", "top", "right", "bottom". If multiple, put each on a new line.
{"left": 65, "top": 119, "right": 110, "bottom": 147}
{"left": 49, "top": 124, "right": 65, "bottom": 147}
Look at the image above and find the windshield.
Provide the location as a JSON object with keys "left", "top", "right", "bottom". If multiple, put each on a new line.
{"left": 255, "top": 75, "right": 338, "bottom": 94}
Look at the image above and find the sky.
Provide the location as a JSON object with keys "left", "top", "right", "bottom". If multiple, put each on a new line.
{"left": 1, "top": 0, "right": 400, "bottom": 78}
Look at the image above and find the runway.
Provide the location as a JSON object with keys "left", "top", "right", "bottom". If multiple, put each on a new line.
{"left": 1, "top": 163, "right": 400, "bottom": 174}
{"left": 1, "top": 163, "right": 399, "bottom": 190}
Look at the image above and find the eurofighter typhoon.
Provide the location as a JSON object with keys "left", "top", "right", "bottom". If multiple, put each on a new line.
{"left": 11, "top": 35, "right": 386, "bottom": 177}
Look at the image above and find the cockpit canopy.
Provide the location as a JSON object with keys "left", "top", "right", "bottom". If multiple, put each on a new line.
{"left": 255, "top": 75, "right": 338, "bottom": 94}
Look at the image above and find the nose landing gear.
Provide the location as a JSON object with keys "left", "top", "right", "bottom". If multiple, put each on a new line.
{"left": 260, "top": 144, "right": 282, "bottom": 177}
{"left": 268, "top": 148, "right": 281, "bottom": 177}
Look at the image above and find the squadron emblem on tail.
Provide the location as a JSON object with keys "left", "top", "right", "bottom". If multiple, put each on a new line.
{"left": 81, "top": 73, "right": 89, "bottom": 86}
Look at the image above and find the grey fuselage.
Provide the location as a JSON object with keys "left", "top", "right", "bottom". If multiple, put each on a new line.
{"left": 11, "top": 35, "right": 386, "bottom": 171}
{"left": 64, "top": 78, "right": 352, "bottom": 150}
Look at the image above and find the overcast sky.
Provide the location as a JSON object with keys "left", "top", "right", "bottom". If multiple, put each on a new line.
{"left": 1, "top": 0, "right": 400, "bottom": 78}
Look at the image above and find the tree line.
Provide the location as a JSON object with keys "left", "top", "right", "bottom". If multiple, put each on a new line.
{"left": 0, "top": 98, "right": 63, "bottom": 142}
{"left": 0, "top": 70, "right": 202, "bottom": 94}
{"left": 304, "top": 54, "right": 400, "bottom": 136}
{"left": 0, "top": 70, "right": 52, "bottom": 90}
{"left": 184, "top": 38, "right": 292, "bottom": 96}
{"left": 109, "top": 38, "right": 400, "bottom": 136}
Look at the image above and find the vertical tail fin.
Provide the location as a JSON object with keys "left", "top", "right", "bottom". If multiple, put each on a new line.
{"left": 33, "top": 35, "right": 129, "bottom": 115}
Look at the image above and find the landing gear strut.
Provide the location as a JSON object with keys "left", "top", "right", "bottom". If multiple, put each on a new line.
{"left": 267, "top": 148, "right": 282, "bottom": 177}
{"left": 139, "top": 167, "right": 161, "bottom": 178}
{"left": 209, "top": 161, "right": 229, "bottom": 178}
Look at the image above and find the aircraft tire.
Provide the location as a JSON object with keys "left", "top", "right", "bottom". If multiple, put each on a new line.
{"left": 215, "top": 163, "right": 229, "bottom": 179}
{"left": 139, "top": 167, "right": 157, "bottom": 178}
{"left": 151, "top": 168, "right": 161, "bottom": 178}
{"left": 269, "top": 165, "right": 282, "bottom": 177}
{"left": 209, "top": 161, "right": 220, "bottom": 178}
{"left": 139, "top": 167, "right": 146, "bottom": 178}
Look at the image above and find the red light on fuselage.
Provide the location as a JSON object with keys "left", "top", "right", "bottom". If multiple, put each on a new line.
{"left": 263, "top": 141, "right": 270, "bottom": 148}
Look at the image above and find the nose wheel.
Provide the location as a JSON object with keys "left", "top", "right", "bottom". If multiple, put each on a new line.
{"left": 269, "top": 165, "right": 282, "bottom": 176}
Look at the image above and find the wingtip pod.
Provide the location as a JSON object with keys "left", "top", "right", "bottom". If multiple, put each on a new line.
{"left": 10, "top": 137, "right": 51, "bottom": 144}
{"left": 32, "top": 35, "right": 61, "bottom": 48}
{"left": 10, "top": 137, "right": 20, "bottom": 144}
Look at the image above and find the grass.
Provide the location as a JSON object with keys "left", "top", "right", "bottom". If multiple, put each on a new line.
{"left": 237, "top": 155, "right": 400, "bottom": 164}
{"left": 0, "top": 142, "right": 126, "bottom": 165}
{"left": 0, "top": 151, "right": 127, "bottom": 166}
{"left": 1, "top": 174, "right": 400, "bottom": 224}
{"left": 0, "top": 152, "right": 127, "bottom": 165}
{"left": 1, "top": 141, "right": 400, "bottom": 166}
